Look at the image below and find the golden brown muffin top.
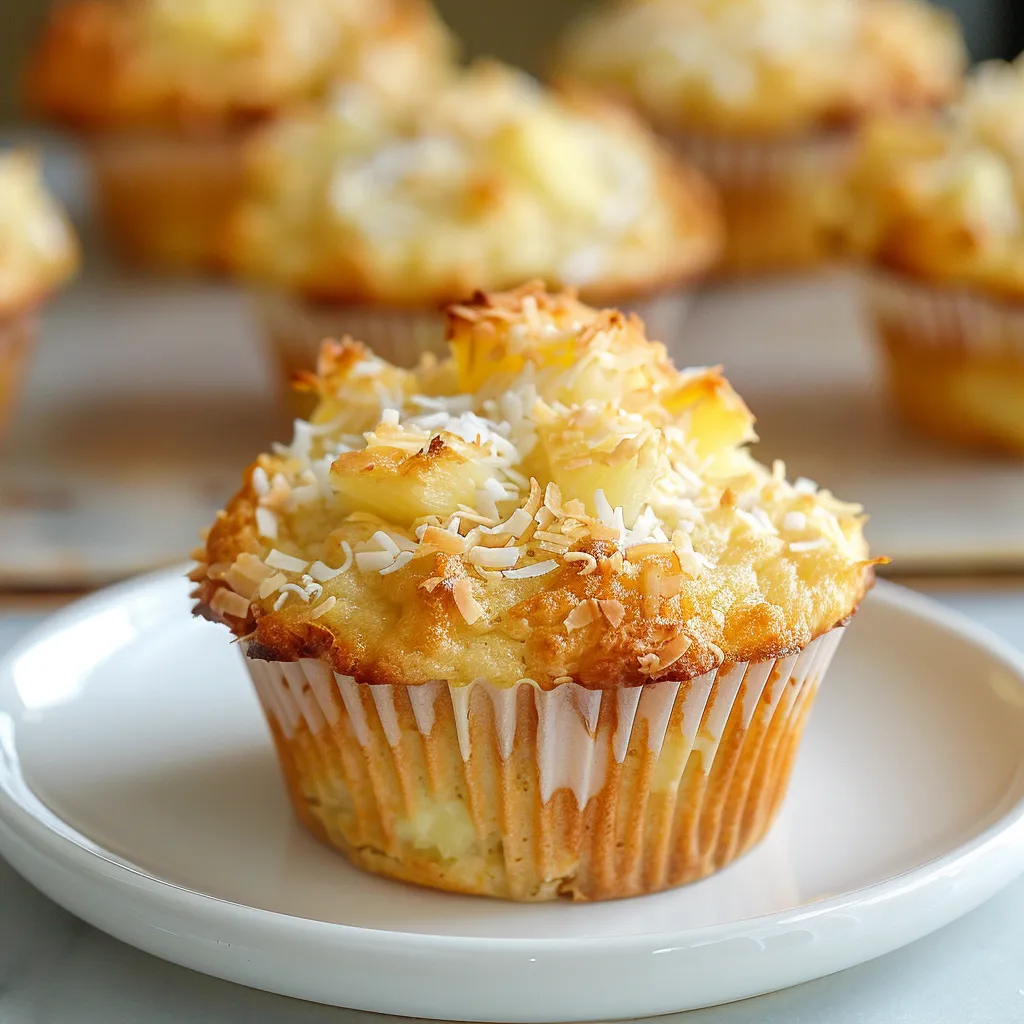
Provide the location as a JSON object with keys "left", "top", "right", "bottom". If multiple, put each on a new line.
{"left": 0, "top": 151, "right": 78, "bottom": 318}
{"left": 27, "top": 0, "right": 455, "bottom": 134}
{"left": 194, "top": 285, "right": 877, "bottom": 689}
{"left": 555, "top": 0, "right": 964, "bottom": 138}
{"left": 846, "top": 57, "right": 1024, "bottom": 298}
{"left": 224, "top": 62, "right": 722, "bottom": 305}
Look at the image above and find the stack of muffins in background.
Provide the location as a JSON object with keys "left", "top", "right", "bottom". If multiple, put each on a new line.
{"left": 4, "top": 0, "right": 1024, "bottom": 902}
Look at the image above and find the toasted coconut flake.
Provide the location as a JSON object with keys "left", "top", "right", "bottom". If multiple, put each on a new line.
{"left": 455, "top": 508, "right": 500, "bottom": 527}
{"left": 783, "top": 511, "right": 808, "bottom": 532}
{"left": 299, "top": 574, "right": 323, "bottom": 601}
{"left": 503, "top": 559, "right": 558, "bottom": 579}
{"left": 625, "top": 542, "right": 674, "bottom": 561}
{"left": 563, "top": 551, "right": 597, "bottom": 575}
{"left": 252, "top": 466, "right": 271, "bottom": 497}
{"left": 370, "top": 531, "right": 400, "bottom": 557}
{"left": 255, "top": 507, "right": 278, "bottom": 540}
{"left": 235, "top": 553, "right": 275, "bottom": 583}
{"left": 309, "top": 543, "right": 353, "bottom": 581}
{"left": 603, "top": 551, "right": 625, "bottom": 575}
{"left": 310, "top": 596, "right": 337, "bottom": 619}
{"left": 708, "top": 642, "right": 726, "bottom": 665}
{"left": 210, "top": 588, "right": 251, "bottom": 620}
{"left": 533, "top": 530, "right": 571, "bottom": 547}
{"left": 273, "top": 582, "right": 314, "bottom": 611}
{"left": 522, "top": 478, "right": 544, "bottom": 518}
{"left": 452, "top": 578, "right": 486, "bottom": 624}
{"left": 224, "top": 565, "right": 259, "bottom": 600}
{"left": 421, "top": 525, "right": 468, "bottom": 554}
{"left": 534, "top": 507, "right": 556, "bottom": 531}
{"left": 638, "top": 653, "right": 661, "bottom": 676}
{"left": 482, "top": 506, "right": 533, "bottom": 537}
{"left": 380, "top": 551, "right": 414, "bottom": 575}
{"left": 564, "top": 599, "right": 599, "bottom": 633}
{"left": 258, "top": 572, "right": 288, "bottom": 599}
{"left": 790, "top": 538, "right": 829, "bottom": 553}
{"left": 419, "top": 576, "right": 445, "bottom": 593}
{"left": 469, "top": 545, "right": 521, "bottom": 569}
{"left": 355, "top": 550, "right": 395, "bottom": 572}
{"left": 657, "top": 632, "right": 693, "bottom": 670}
{"left": 543, "top": 482, "right": 564, "bottom": 515}
{"left": 598, "top": 599, "right": 625, "bottom": 628}
{"left": 266, "top": 549, "right": 309, "bottom": 573}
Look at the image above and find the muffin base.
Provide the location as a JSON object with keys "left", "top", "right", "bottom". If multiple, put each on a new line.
{"left": 0, "top": 311, "right": 37, "bottom": 440}
{"left": 244, "top": 627, "right": 844, "bottom": 902}
{"left": 673, "top": 132, "right": 853, "bottom": 276}
{"left": 866, "top": 272, "right": 1024, "bottom": 456}
{"left": 89, "top": 133, "right": 247, "bottom": 272}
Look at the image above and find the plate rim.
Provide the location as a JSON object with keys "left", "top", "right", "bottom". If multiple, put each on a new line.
{"left": 2, "top": 566, "right": 1024, "bottom": 955}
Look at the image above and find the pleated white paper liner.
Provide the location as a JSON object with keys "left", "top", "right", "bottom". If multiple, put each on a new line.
{"left": 255, "top": 287, "right": 694, "bottom": 384}
{"left": 670, "top": 130, "right": 855, "bottom": 274}
{"left": 244, "top": 626, "right": 844, "bottom": 901}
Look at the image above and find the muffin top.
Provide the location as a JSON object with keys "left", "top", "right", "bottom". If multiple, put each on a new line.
{"left": 554, "top": 0, "right": 964, "bottom": 137}
{"left": 0, "top": 151, "right": 78, "bottom": 317}
{"left": 194, "top": 285, "right": 876, "bottom": 689}
{"left": 225, "top": 62, "right": 721, "bottom": 305}
{"left": 847, "top": 57, "right": 1024, "bottom": 298}
{"left": 27, "top": 0, "right": 454, "bottom": 133}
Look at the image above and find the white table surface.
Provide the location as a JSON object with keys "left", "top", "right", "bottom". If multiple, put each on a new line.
{"left": 2, "top": 584, "right": 1024, "bottom": 1024}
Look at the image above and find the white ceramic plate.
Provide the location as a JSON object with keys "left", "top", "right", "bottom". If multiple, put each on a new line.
{"left": 2, "top": 570, "right": 1024, "bottom": 1022}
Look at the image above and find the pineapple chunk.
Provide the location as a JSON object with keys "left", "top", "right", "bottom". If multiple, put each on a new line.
{"left": 663, "top": 368, "right": 756, "bottom": 461}
{"left": 533, "top": 406, "right": 666, "bottom": 521}
{"left": 450, "top": 315, "right": 579, "bottom": 394}
{"left": 448, "top": 286, "right": 600, "bottom": 393}
{"left": 331, "top": 436, "right": 493, "bottom": 524}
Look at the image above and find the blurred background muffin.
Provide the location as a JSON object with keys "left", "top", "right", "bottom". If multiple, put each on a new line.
{"left": 847, "top": 56, "right": 1024, "bottom": 456}
{"left": 554, "top": 0, "right": 966, "bottom": 276}
{"left": 25, "top": 0, "right": 455, "bottom": 273}
{"left": 225, "top": 61, "right": 722, "bottom": 395}
{"left": 0, "top": 149, "right": 78, "bottom": 440}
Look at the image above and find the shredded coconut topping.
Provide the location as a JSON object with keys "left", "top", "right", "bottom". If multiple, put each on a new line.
{"left": 200, "top": 285, "right": 872, "bottom": 673}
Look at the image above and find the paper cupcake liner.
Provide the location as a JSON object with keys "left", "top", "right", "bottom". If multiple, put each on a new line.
{"left": 864, "top": 270, "right": 1024, "bottom": 454}
{"left": 89, "top": 132, "right": 247, "bottom": 272}
{"left": 243, "top": 626, "right": 844, "bottom": 902}
{"left": 670, "top": 131, "right": 854, "bottom": 275}
{"left": 866, "top": 270, "right": 1024, "bottom": 358}
{"left": 0, "top": 311, "right": 37, "bottom": 440}
{"left": 257, "top": 288, "right": 693, "bottom": 390}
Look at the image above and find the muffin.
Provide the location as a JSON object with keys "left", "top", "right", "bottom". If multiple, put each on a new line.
{"left": 0, "top": 150, "right": 78, "bottom": 438}
{"left": 192, "top": 283, "right": 878, "bottom": 902}
{"left": 224, "top": 61, "right": 722, "bottom": 392}
{"left": 848, "top": 57, "right": 1024, "bottom": 455}
{"left": 27, "top": 0, "right": 454, "bottom": 272}
{"left": 555, "top": 0, "right": 964, "bottom": 275}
